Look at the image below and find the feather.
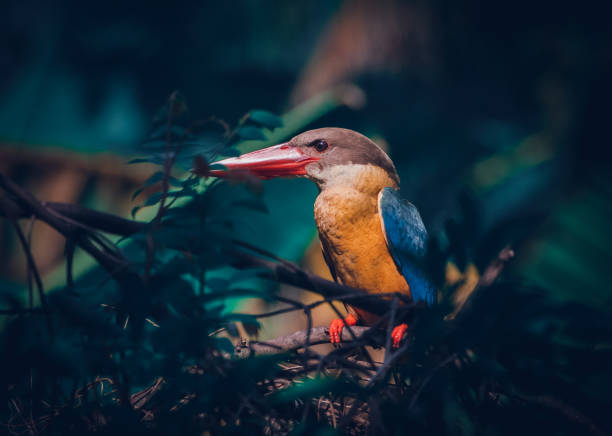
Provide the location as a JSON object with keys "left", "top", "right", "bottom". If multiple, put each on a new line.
{"left": 377, "top": 187, "right": 435, "bottom": 304}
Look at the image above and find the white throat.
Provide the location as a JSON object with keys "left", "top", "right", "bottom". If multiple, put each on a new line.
{"left": 307, "top": 163, "right": 398, "bottom": 194}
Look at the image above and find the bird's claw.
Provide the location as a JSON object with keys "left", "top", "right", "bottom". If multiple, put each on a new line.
{"left": 391, "top": 323, "right": 408, "bottom": 349}
{"left": 329, "top": 318, "right": 345, "bottom": 345}
{"left": 328, "top": 314, "right": 358, "bottom": 345}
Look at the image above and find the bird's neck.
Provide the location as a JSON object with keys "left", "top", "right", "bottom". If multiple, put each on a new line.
{"left": 310, "top": 164, "right": 399, "bottom": 195}
{"left": 313, "top": 164, "right": 398, "bottom": 213}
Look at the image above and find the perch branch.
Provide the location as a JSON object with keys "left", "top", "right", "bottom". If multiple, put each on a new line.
{"left": 234, "top": 326, "right": 373, "bottom": 358}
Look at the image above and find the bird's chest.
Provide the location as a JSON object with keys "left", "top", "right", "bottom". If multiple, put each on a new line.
{"left": 314, "top": 189, "right": 409, "bottom": 295}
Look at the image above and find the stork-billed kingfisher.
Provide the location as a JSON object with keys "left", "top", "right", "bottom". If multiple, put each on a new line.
{"left": 211, "top": 128, "right": 434, "bottom": 348}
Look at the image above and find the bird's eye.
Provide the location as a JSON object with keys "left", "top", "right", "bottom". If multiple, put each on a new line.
{"left": 312, "top": 139, "right": 329, "bottom": 152}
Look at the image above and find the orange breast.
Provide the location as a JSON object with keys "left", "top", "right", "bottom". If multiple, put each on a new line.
{"left": 314, "top": 169, "right": 410, "bottom": 324}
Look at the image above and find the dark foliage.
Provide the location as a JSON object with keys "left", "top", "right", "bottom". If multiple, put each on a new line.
{"left": 1, "top": 95, "right": 611, "bottom": 435}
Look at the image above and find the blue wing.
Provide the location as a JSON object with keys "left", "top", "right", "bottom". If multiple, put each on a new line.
{"left": 378, "top": 187, "right": 435, "bottom": 304}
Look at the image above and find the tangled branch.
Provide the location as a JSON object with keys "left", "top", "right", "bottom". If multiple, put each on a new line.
{"left": 4, "top": 171, "right": 602, "bottom": 436}
{"left": 0, "top": 172, "right": 398, "bottom": 316}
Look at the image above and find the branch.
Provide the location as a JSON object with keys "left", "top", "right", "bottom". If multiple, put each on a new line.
{"left": 8, "top": 218, "right": 52, "bottom": 333}
{"left": 1, "top": 186, "right": 509, "bottom": 313}
{"left": 0, "top": 182, "right": 402, "bottom": 317}
{"left": 42, "top": 202, "right": 147, "bottom": 235}
{"left": 229, "top": 250, "right": 406, "bottom": 316}
{"left": 0, "top": 173, "right": 138, "bottom": 284}
{"left": 477, "top": 246, "right": 515, "bottom": 288}
{"left": 234, "top": 326, "right": 373, "bottom": 358}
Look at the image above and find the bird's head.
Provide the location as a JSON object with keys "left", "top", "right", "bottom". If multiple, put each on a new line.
{"left": 209, "top": 128, "right": 399, "bottom": 191}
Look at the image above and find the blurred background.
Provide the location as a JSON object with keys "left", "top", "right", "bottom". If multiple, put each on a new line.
{"left": 1, "top": 0, "right": 611, "bottom": 338}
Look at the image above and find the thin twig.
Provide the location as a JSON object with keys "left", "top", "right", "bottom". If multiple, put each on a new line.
{"left": 383, "top": 295, "right": 399, "bottom": 363}
{"left": 9, "top": 219, "right": 52, "bottom": 335}
{"left": 64, "top": 240, "right": 75, "bottom": 289}
{"left": 231, "top": 238, "right": 302, "bottom": 273}
{"left": 230, "top": 249, "right": 399, "bottom": 317}
{"left": 25, "top": 215, "right": 35, "bottom": 309}
{"left": 1, "top": 190, "right": 410, "bottom": 317}
{"left": 0, "top": 173, "right": 135, "bottom": 281}
{"left": 365, "top": 336, "right": 413, "bottom": 388}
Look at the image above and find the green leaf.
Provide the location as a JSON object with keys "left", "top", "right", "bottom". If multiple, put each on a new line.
{"left": 231, "top": 268, "right": 270, "bottom": 283}
{"left": 144, "top": 189, "right": 191, "bottom": 208}
{"left": 144, "top": 171, "right": 164, "bottom": 187}
{"left": 131, "top": 187, "right": 145, "bottom": 200}
{"left": 237, "top": 126, "right": 266, "bottom": 141}
{"left": 207, "top": 278, "right": 229, "bottom": 293}
{"left": 128, "top": 155, "right": 166, "bottom": 165}
{"left": 169, "top": 176, "right": 182, "bottom": 187}
{"left": 127, "top": 158, "right": 150, "bottom": 164}
{"left": 248, "top": 110, "right": 283, "bottom": 128}
{"left": 145, "top": 192, "right": 163, "bottom": 206}
{"left": 181, "top": 176, "right": 199, "bottom": 187}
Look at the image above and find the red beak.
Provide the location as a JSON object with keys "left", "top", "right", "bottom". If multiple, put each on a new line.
{"left": 209, "top": 143, "right": 319, "bottom": 179}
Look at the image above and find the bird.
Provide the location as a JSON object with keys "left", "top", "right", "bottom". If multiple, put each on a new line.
{"left": 210, "top": 128, "right": 434, "bottom": 348}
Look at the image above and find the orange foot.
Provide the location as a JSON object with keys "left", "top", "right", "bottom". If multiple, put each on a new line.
{"left": 391, "top": 323, "right": 408, "bottom": 349}
{"left": 328, "top": 314, "right": 358, "bottom": 345}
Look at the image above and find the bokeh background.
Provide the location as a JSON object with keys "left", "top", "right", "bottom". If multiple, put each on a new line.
{"left": 2, "top": 0, "right": 611, "bottom": 338}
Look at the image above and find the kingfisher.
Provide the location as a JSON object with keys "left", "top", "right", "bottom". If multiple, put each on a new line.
{"left": 210, "top": 128, "right": 434, "bottom": 348}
